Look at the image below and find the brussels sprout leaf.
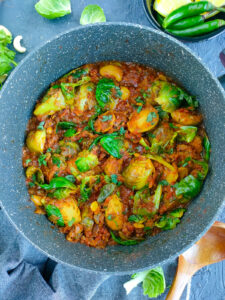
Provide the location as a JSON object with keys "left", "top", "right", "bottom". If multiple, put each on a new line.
{"left": 45, "top": 204, "right": 64, "bottom": 226}
{"left": 80, "top": 5, "right": 106, "bottom": 25}
{"left": 35, "top": 0, "right": 71, "bottom": 19}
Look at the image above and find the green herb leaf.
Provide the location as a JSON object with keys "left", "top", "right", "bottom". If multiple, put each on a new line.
{"left": 128, "top": 215, "right": 145, "bottom": 223}
{"left": 80, "top": 178, "right": 92, "bottom": 202}
{"left": 100, "top": 136, "right": 124, "bottom": 158}
{"left": 65, "top": 175, "right": 75, "bottom": 183}
{"left": 64, "top": 128, "right": 76, "bottom": 137}
{"left": 25, "top": 159, "right": 31, "bottom": 165}
{"left": 137, "top": 105, "right": 143, "bottom": 113}
{"left": 45, "top": 204, "right": 64, "bottom": 226}
{"left": 97, "top": 183, "right": 116, "bottom": 203}
{"left": 155, "top": 105, "right": 169, "bottom": 120}
{"left": 96, "top": 78, "right": 115, "bottom": 108}
{"left": 37, "top": 121, "right": 45, "bottom": 130}
{"left": 80, "top": 4, "right": 106, "bottom": 25}
{"left": 135, "top": 96, "right": 145, "bottom": 104}
{"left": 119, "top": 127, "right": 126, "bottom": 135}
{"left": 57, "top": 121, "right": 76, "bottom": 130}
{"left": 158, "top": 180, "right": 169, "bottom": 186}
{"left": 35, "top": 0, "right": 71, "bottom": 19}
{"left": 101, "top": 115, "right": 112, "bottom": 122}
{"left": 169, "top": 123, "right": 178, "bottom": 129}
{"left": 203, "top": 136, "right": 211, "bottom": 162}
{"left": 71, "top": 68, "right": 88, "bottom": 79}
{"left": 38, "top": 154, "right": 47, "bottom": 166}
{"left": 40, "top": 177, "right": 76, "bottom": 190}
{"left": 110, "top": 174, "right": 122, "bottom": 186}
{"left": 52, "top": 156, "right": 61, "bottom": 168}
{"left": 147, "top": 112, "right": 157, "bottom": 122}
{"left": 110, "top": 231, "right": 142, "bottom": 245}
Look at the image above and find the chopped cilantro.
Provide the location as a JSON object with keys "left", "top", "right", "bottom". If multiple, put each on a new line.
{"left": 169, "top": 123, "right": 179, "bottom": 129}
{"left": 37, "top": 121, "right": 45, "bottom": 130}
{"left": 137, "top": 106, "right": 143, "bottom": 113}
{"left": 52, "top": 156, "right": 61, "bottom": 168}
{"left": 25, "top": 159, "right": 31, "bottom": 165}
{"left": 64, "top": 128, "right": 76, "bottom": 137}
{"left": 101, "top": 115, "right": 112, "bottom": 122}
{"left": 111, "top": 174, "right": 122, "bottom": 186}
{"left": 38, "top": 154, "right": 47, "bottom": 166}
{"left": 135, "top": 96, "right": 145, "bottom": 104}
{"left": 147, "top": 112, "right": 157, "bottom": 122}
{"left": 159, "top": 180, "right": 169, "bottom": 186}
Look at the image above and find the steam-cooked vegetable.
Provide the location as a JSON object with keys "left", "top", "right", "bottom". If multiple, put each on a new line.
{"left": 177, "top": 126, "right": 197, "bottom": 143}
{"left": 34, "top": 89, "right": 66, "bottom": 116}
{"left": 171, "top": 108, "right": 202, "bottom": 125}
{"left": 175, "top": 175, "right": 202, "bottom": 201}
{"left": 35, "top": 0, "right": 71, "bottom": 19}
{"left": 105, "top": 194, "right": 123, "bottom": 230}
{"left": 100, "top": 136, "right": 124, "bottom": 158}
{"left": 100, "top": 65, "right": 123, "bottom": 82}
{"left": 26, "top": 129, "right": 46, "bottom": 153}
{"left": 75, "top": 150, "right": 99, "bottom": 172}
{"left": 97, "top": 183, "right": 116, "bottom": 203}
{"left": 123, "top": 156, "right": 155, "bottom": 190}
{"left": 123, "top": 267, "right": 166, "bottom": 297}
{"left": 74, "top": 82, "right": 95, "bottom": 115}
{"left": 80, "top": 4, "right": 106, "bottom": 25}
{"left": 155, "top": 208, "right": 186, "bottom": 230}
{"left": 127, "top": 105, "right": 159, "bottom": 133}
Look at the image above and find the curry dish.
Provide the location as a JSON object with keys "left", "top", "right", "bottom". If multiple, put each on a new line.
{"left": 22, "top": 62, "right": 210, "bottom": 248}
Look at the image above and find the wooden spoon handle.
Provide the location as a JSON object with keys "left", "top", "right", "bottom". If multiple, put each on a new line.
{"left": 166, "top": 255, "right": 198, "bottom": 300}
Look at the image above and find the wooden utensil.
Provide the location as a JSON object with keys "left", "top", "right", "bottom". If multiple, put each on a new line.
{"left": 166, "top": 221, "right": 225, "bottom": 300}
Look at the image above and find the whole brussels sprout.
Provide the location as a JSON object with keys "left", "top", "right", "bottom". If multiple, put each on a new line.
{"left": 34, "top": 89, "right": 66, "bottom": 116}
{"left": 151, "top": 81, "right": 182, "bottom": 113}
{"left": 105, "top": 194, "right": 123, "bottom": 230}
{"left": 75, "top": 150, "right": 99, "bottom": 172}
{"left": 26, "top": 129, "right": 46, "bottom": 153}
{"left": 122, "top": 156, "right": 155, "bottom": 190}
{"left": 127, "top": 105, "right": 159, "bottom": 134}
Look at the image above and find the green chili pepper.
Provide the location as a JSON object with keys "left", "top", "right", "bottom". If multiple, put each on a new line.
{"left": 167, "top": 19, "right": 225, "bottom": 37}
{"left": 163, "top": 1, "right": 225, "bottom": 29}
{"left": 169, "top": 15, "right": 204, "bottom": 30}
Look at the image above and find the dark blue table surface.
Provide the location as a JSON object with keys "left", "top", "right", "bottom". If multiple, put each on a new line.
{"left": 0, "top": 1, "right": 225, "bottom": 299}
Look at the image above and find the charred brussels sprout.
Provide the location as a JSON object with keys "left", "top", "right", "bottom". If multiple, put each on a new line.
{"left": 75, "top": 150, "right": 99, "bottom": 172}
{"left": 26, "top": 129, "right": 46, "bottom": 153}
{"left": 122, "top": 156, "right": 155, "bottom": 190}
{"left": 34, "top": 89, "right": 66, "bottom": 116}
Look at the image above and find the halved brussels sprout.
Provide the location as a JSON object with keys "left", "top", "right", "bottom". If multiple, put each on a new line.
{"left": 34, "top": 89, "right": 66, "bottom": 116}
{"left": 59, "top": 141, "right": 80, "bottom": 157}
{"left": 81, "top": 207, "right": 94, "bottom": 230}
{"left": 149, "top": 125, "right": 174, "bottom": 154}
{"left": 105, "top": 194, "right": 123, "bottom": 230}
{"left": 100, "top": 65, "right": 123, "bottom": 82}
{"left": 127, "top": 105, "right": 159, "bottom": 134}
{"left": 26, "top": 166, "right": 44, "bottom": 184}
{"left": 26, "top": 129, "right": 46, "bottom": 153}
{"left": 122, "top": 156, "right": 155, "bottom": 190}
{"left": 75, "top": 150, "right": 99, "bottom": 173}
{"left": 74, "top": 82, "right": 95, "bottom": 115}
{"left": 46, "top": 198, "right": 81, "bottom": 226}
{"left": 133, "top": 184, "right": 162, "bottom": 216}
{"left": 171, "top": 108, "right": 202, "bottom": 125}
{"left": 94, "top": 111, "right": 115, "bottom": 133}
{"left": 151, "top": 81, "right": 182, "bottom": 113}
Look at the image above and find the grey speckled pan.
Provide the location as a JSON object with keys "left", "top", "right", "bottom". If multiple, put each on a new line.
{"left": 0, "top": 23, "right": 224, "bottom": 274}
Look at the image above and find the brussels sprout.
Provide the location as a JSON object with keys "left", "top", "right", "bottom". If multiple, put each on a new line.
{"left": 45, "top": 198, "right": 81, "bottom": 226}
{"left": 133, "top": 184, "right": 162, "bottom": 216}
{"left": 171, "top": 108, "right": 202, "bottom": 125}
{"left": 149, "top": 125, "right": 174, "bottom": 154}
{"left": 192, "top": 160, "right": 209, "bottom": 181}
{"left": 75, "top": 150, "right": 99, "bottom": 172}
{"left": 122, "top": 156, "right": 155, "bottom": 190}
{"left": 177, "top": 126, "right": 197, "bottom": 143}
{"left": 100, "top": 136, "right": 124, "bottom": 158}
{"left": 203, "top": 136, "right": 211, "bottom": 162}
{"left": 175, "top": 175, "right": 202, "bottom": 201}
{"left": 74, "top": 82, "right": 95, "bottom": 115}
{"left": 48, "top": 188, "right": 74, "bottom": 200}
{"left": 26, "top": 166, "right": 44, "bottom": 184}
{"left": 103, "top": 157, "right": 123, "bottom": 175}
{"left": 34, "top": 89, "right": 66, "bottom": 116}
{"left": 79, "top": 176, "right": 99, "bottom": 202}
{"left": 59, "top": 141, "right": 80, "bottom": 157}
{"left": 26, "top": 129, "right": 46, "bottom": 153}
{"left": 81, "top": 207, "right": 94, "bottom": 230}
{"left": 155, "top": 208, "right": 186, "bottom": 231}
{"left": 105, "top": 194, "right": 123, "bottom": 230}
{"left": 94, "top": 111, "right": 115, "bottom": 133}
{"left": 146, "top": 153, "right": 178, "bottom": 184}
{"left": 151, "top": 81, "right": 182, "bottom": 113}
{"left": 127, "top": 105, "right": 159, "bottom": 134}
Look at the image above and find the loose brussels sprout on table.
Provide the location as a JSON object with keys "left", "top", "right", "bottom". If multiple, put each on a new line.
{"left": 23, "top": 61, "right": 209, "bottom": 248}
